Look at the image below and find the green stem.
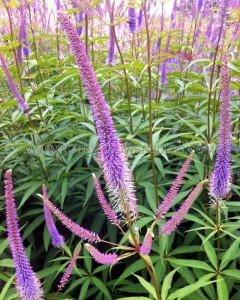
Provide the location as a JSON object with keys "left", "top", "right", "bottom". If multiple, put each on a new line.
{"left": 143, "top": 1, "right": 159, "bottom": 207}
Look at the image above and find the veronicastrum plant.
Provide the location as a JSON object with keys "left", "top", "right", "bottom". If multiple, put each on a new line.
{"left": 0, "top": 0, "right": 240, "bottom": 300}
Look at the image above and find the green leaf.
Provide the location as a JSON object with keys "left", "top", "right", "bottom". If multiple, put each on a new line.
{"left": 217, "top": 275, "right": 228, "bottom": 300}
{"left": 0, "top": 275, "right": 15, "bottom": 300}
{"left": 79, "top": 278, "right": 90, "bottom": 300}
{"left": 167, "top": 258, "right": 214, "bottom": 272}
{"left": 220, "top": 240, "right": 240, "bottom": 270}
{"left": 221, "top": 269, "right": 240, "bottom": 280}
{"left": 197, "top": 233, "right": 217, "bottom": 270}
{"left": 91, "top": 277, "right": 111, "bottom": 300}
{"left": 133, "top": 274, "right": 158, "bottom": 300}
{"left": 161, "top": 268, "right": 180, "bottom": 300}
{"left": 116, "top": 298, "right": 151, "bottom": 300}
{"left": 167, "top": 274, "right": 215, "bottom": 300}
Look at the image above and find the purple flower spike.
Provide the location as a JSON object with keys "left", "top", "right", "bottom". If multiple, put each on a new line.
{"left": 77, "top": 12, "right": 84, "bottom": 35}
{"left": 58, "top": 12, "right": 137, "bottom": 218}
{"left": 197, "top": 0, "right": 204, "bottom": 10}
{"left": 128, "top": 3, "right": 137, "bottom": 33}
{"left": 156, "top": 152, "right": 194, "bottom": 221}
{"left": 170, "top": 0, "right": 177, "bottom": 21}
{"left": 210, "top": 52, "right": 232, "bottom": 199}
{"left": 106, "top": 3, "right": 115, "bottom": 65}
{"left": 139, "top": 230, "right": 154, "bottom": 255}
{"left": 137, "top": 9, "right": 143, "bottom": 28}
{"left": 40, "top": 194, "right": 100, "bottom": 243}
{"left": 0, "top": 51, "right": 30, "bottom": 114}
{"left": 58, "top": 246, "right": 81, "bottom": 291}
{"left": 93, "top": 174, "right": 120, "bottom": 226}
{"left": 85, "top": 244, "right": 118, "bottom": 265}
{"left": 5, "top": 170, "right": 43, "bottom": 300}
{"left": 160, "top": 182, "right": 204, "bottom": 235}
{"left": 43, "top": 185, "right": 64, "bottom": 247}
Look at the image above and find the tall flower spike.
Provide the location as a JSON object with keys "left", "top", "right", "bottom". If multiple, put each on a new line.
{"left": 58, "top": 246, "right": 81, "bottom": 291}
{"left": 77, "top": 12, "right": 84, "bottom": 35}
{"left": 58, "top": 12, "right": 138, "bottom": 218}
{"left": 106, "top": 3, "right": 115, "bottom": 65}
{"left": 85, "top": 244, "right": 118, "bottom": 265}
{"left": 92, "top": 174, "right": 120, "bottom": 226}
{"left": 39, "top": 194, "right": 100, "bottom": 243}
{"left": 210, "top": 52, "right": 232, "bottom": 199}
{"left": 160, "top": 181, "right": 204, "bottom": 235}
{"left": 5, "top": 170, "right": 43, "bottom": 300}
{"left": 0, "top": 51, "right": 29, "bottom": 114}
{"left": 156, "top": 152, "right": 194, "bottom": 221}
{"left": 42, "top": 185, "right": 64, "bottom": 247}
{"left": 139, "top": 229, "right": 154, "bottom": 255}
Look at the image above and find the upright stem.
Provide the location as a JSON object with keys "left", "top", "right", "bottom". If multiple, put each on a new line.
{"left": 112, "top": 25, "right": 133, "bottom": 134}
{"left": 85, "top": 15, "right": 89, "bottom": 56}
{"left": 141, "top": 256, "right": 161, "bottom": 300}
{"left": 216, "top": 201, "right": 221, "bottom": 271}
{"left": 143, "top": 1, "right": 159, "bottom": 207}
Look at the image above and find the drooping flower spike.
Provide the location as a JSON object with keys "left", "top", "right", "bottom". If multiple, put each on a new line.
{"left": 85, "top": 244, "right": 118, "bottom": 265}
{"left": 38, "top": 194, "right": 100, "bottom": 243}
{"left": 58, "top": 246, "right": 81, "bottom": 291}
{"left": 57, "top": 12, "right": 138, "bottom": 219}
{"left": 5, "top": 170, "right": 43, "bottom": 300}
{"left": 210, "top": 52, "right": 232, "bottom": 199}
{"left": 0, "top": 51, "right": 30, "bottom": 114}
{"left": 42, "top": 185, "right": 64, "bottom": 247}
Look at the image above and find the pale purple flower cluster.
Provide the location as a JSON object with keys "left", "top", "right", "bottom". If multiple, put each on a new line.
{"left": 58, "top": 246, "right": 81, "bottom": 291}
{"left": 43, "top": 185, "right": 64, "bottom": 247}
{"left": 85, "top": 244, "right": 118, "bottom": 265}
{"left": 5, "top": 170, "right": 43, "bottom": 300}
{"left": 0, "top": 51, "right": 30, "bottom": 114}
{"left": 58, "top": 12, "right": 137, "bottom": 218}
{"left": 210, "top": 53, "right": 232, "bottom": 199}
{"left": 211, "top": 0, "right": 230, "bottom": 45}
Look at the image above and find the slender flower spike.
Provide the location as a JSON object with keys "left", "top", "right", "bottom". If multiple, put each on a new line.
{"left": 85, "top": 244, "right": 118, "bottom": 265}
{"left": 156, "top": 152, "right": 194, "bottom": 221}
{"left": 210, "top": 52, "right": 232, "bottom": 199}
{"left": 160, "top": 182, "right": 204, "bottom": 235}
{"left": 77, "top": 12, "right": 84, "bottom": 35}
{"left": 0, "top": 51, "right": 29, "bottom": 114}
{"left": 42, "top": 185, "right": 64, "bottom": 247}
{"left": 58, "top": 246, "right": 81, "bottom": 291}
{"left": 128, "top": 3, "right": 137, "bottom": 33}
{"left": 137, "top": 9, "right": 143, "bottom": 28}
{"left": 39, "top": 194, "right": 100, "bottom": 243}
{"left": 139, "top": 229, "right": 154, "bottom": 255}
{"left": 92, "top": 174, "right": 120, "bottom": 226}
{"left": 58, "top": 12, "right": 137, "bottom": 218}
{"left": 5, "top": 170, "right": 43, "bottom": 300}
{"left": 106, "top": 3, "right": 115, "bottom": 65}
